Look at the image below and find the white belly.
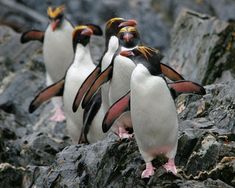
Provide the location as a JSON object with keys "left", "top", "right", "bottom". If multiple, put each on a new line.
{"left": 109, "top": 55, "right": 135, "bottom": 105}
{"left": 43, "top": 21, "right": 74, "bottom": 83}
{"left": 131, "top": 64, "right": 178, "bottom": 161}
{"left": 63, "top": 55, "right": 95, "bottom": 143}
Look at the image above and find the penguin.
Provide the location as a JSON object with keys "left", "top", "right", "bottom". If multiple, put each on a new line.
{"left": 81, "top": 34, "right": 184, "bottom": 110}
{"left": 78, "top": 26, "right": 140, "bottom": 139}
{"left": 130, "top": 48, "right": 179, "bottom": 178}
{"left": 28, "top": 24, "right": 102, "bottom": 143}
{"left": 21, "top": 5, "right": 74, "bottom": 122}
{"left": 80, "top": 31, "right": 184, "bottom": 139}
{"left": 63, "top": 25, "right": 102, "bottom": 143}
{"left": 103, "top": 47, "right": 206, "bottom": 178}
{"left": 71, "top": 18, "right": 138, "bottom": 143}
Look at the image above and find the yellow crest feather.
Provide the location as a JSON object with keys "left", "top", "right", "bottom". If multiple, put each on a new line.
{"left": 118, "top": 26, "right": 137, "bottom": 34}
{"left": 106, "top": 17, "right": 123, "bottom": 29}
{"left": 137, "top": 46, "right": 156, "bottom": 60}
{"left": 47, "top": 5, "right": 65, "bottom": 19}
{"left": 72, "top": 25, "right": 89, "bottom": 38}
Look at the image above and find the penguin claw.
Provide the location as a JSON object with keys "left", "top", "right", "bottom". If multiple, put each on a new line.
{"left": 163, "top": 159, "right": 177, "bottom": 175}
{"left": 141, "top": 162, "right": 155, "bottom": 179}
{"left": 50, "top": 107, "right": 66, "bottom": 122}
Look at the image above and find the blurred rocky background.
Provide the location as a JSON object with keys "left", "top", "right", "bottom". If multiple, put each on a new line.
{"left": 0, "top": 0, "right": 234, "bottom": 187}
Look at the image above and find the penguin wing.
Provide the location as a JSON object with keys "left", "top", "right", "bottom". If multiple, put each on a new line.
{"left": 169, "top": 80, "right": 206, "bottom": 98}
{"left": 81, "top": 64, "right": 113, "bottom": 109}
{"left": 72, "top": 65, "right": 101, "bottom": 112}
{"left": 29, "top": 79, "right": 65, "bottom": 113}
{"left": 160, "top": 63, "right": 184, "bottom": 81}
{"left": 79, "top": 89, "right": 102, "bottom": 144}
{"left": 102, "top": 91, "right": 130, "bottom": 133}
{"left": 20, "top": 30, "right": 44, "bottom": 43}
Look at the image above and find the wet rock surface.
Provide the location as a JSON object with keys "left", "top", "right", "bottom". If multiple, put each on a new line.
{"left": 0, "top": 2, "right": 235, "bottom": 188}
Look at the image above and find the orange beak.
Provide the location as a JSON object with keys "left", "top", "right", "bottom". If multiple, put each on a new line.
{"left": 81, "top": 28, "right": 93, "bottom": 36}
{"left": 120, "top": 50, "right": 134, "bottom": 57}
{"left": 118, "top": 19, "right": 137, "bottom": 28}
{"left": 51, "top": 19, "right": 60, "bottom": 31}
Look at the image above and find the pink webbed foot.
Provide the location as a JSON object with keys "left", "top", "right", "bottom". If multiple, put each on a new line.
{"left": 50, "top": 107, "right": 66, "bottom": 122}
{"left": 163, "top": 158, "right": 177, "bottom": 175}
{"left": 141, "top": 162, "right": 155, "bottom": 179}
{"left": 117, "top": 127, "right": 133, "bottom": 139}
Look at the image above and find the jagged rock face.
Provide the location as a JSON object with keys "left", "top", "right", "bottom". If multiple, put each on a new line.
{"left": 22, "top": 81, "right": 235, "bottom": 187}
{"left": 163, "top": 9, "right": 235, "bottom": 84}
{"left": 0, "top": 2, "right": 235, "bottom": 188}
{"left": 152, "top": 0, "right": 235, "bottom": 23}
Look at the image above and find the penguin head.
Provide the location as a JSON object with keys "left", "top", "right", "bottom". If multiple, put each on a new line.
{"left": 120, "top": 46, "right": 162, "bottom": 76}
{"left": 118, "top": 26, "right": 140, "bottom": 49}
{"left": 47, "top": 5, "right": 65, "bottom": 31}
{"left": 72, "top": 24, "right": 103, "bottom": 50}
{"left": 105, "top": 17, "right": 137, "bottom": 47}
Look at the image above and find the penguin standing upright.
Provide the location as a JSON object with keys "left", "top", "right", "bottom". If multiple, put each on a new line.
{"left": 71, "top": 18, "right": 138, "bottom": 143}
{"left": 80, "top": 26, "right": 140, "bottom": 139}
{"left": 81, "top": 27, "right": 185, "bottom": 139}
{"left": 63, "top": 25, "right": 102, "bottom": 143}
{"left": 122, "top": 47, "right": 179, "bottom": 178}
{"left": 21, "top": 5, "right": 74, "bottom": 122}
{"left": 27, "top": 24, "right": 102, "bottom": 143}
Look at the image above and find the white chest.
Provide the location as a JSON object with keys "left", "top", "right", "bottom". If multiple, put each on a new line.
{"left": 109, "top": 55, "right": 135, "bottom": 105}
{"left": 130, "top": 65, "right": 178, "bottom": 151}
{"left": 43, "top": 20, "right": 74, "bottom": 82}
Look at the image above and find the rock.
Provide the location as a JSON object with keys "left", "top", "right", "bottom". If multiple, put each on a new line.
{"left": 163, "top": 9, "right": 235, "bottom": 84}
{"left": 0, "top": 163, "right": 25, "bottom": 188}
{"left": 20, "top": 132, "right": 69, "bottom": 166}
{"left": 0, "top": 26, "right": 42, "bottom": 67}
{"left": 177, "top": 81, "right": 235, "bottom": 133}
{"left": 152, "top": 0, "right": 235, "bottom": 24}
{"left": 22, "top": 79, "right": 235, "bottom": 187}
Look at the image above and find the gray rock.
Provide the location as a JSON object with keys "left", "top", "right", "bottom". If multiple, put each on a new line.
{"left": 20, "top": 132, "right": 69, "bottom": 166}
{"left": 0, "top": 163, "right": 25, "bottom": 188}
{"left": 22, "top": 79, "right": 235, "bottom": 186}
{"left": 152, "top": 0, "right": 235, "bottom": 23}
{"left": 163, "top": 9, "right": 235, "bottom": 84}
{"left": 177, "top": 81, "right": 235, "bottom": 133}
